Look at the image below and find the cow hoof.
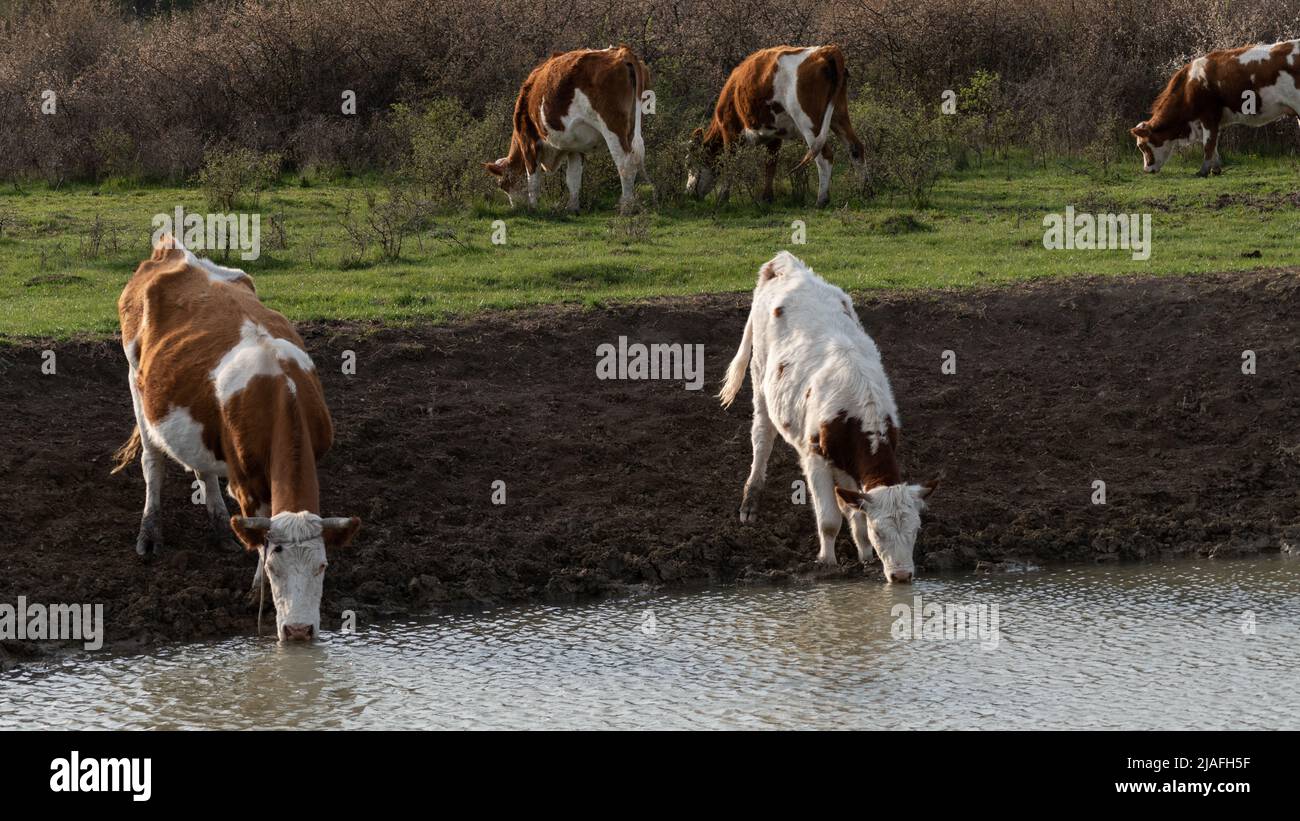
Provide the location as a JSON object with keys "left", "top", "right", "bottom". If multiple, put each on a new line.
{"left": 1195, "top": 167, "right": 1211, "bottom": 178}
{"left": 135, "top": 519, "right": 163, "bottom": 557}
{"left": 739, "top": 492, "right": 760, "bottom": 523}
{"left": 1211, "top": 166, "right": 1223, "bottom": 176}
{"left": 815, "top": 198, "right": 830, "bottom": 208}
{"left": 816, "top": 554, "right": 838, "bottom": 567}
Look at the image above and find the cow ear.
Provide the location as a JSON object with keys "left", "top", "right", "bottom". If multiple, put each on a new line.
{"left": 915, "top": 478, "right": 940, "bottom": 501}
{"left": 321, "top": 517, "right": 362, "bottom": 550}
{"left": 835, "top": 487, "right": 867, "bottom": 508}
{"left": 1131, "top": 122, "right": 1152, "bottom": 138}
{"left": 483, "top": 161, "right": 504, "bottom": 177}
{"left": 151, "top": 232, "right": 178, "bottom": 260}
{"left": 230, "top": 516, "right": 271, "bottom": 552}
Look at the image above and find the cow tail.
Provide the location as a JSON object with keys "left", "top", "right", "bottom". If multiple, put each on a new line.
{"left": 719, "top": 311, "right": 754, "bottom": 409}
{"left": 111, "top": 424, "right": 141, "bottom": 475}
{"left": 512, "top": 81, "right": 539, "bottom": 175}
{"left": 795, "top": 46, "right": 844, "bottom": 170}
{"left": 625, "top": 54, "right": 650, "bottom": 159}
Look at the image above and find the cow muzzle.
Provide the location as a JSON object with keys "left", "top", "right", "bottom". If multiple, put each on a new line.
{"left": 282, "top": 623, "right": 315, "bottom": 642}
{"left": 888, "top": 569, "right": 914, "bottom": 584}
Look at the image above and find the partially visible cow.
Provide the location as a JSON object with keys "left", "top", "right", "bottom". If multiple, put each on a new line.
{"left": 484, "top": 45, "right": 651, "bottom": 212}
{"left": 688, "top": 45, "right": 865, "bottom": 206}
{"left": 719, "top": 252, "right": 936, "bottom": 580}
{"left": 113, "top": 235, "right": 360, "bottom": 641}
{"left": 1132, "top": 39, "right": 1300, "bottom": 175}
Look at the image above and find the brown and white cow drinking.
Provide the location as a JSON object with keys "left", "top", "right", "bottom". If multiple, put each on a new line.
{"left": 1132, "top": 39, "right": 1300, "bottom": 176}
{"left": 484, "top": 45, "right": 651, "bottom": 212}
{"left": 689, "top": 45, "right": 865, "bottom": 206}
{"left": 719, "top": 252, "right": 936, "bottom": 580}
{"left": 113, "top": 236, "right": 360, "bottom": 641}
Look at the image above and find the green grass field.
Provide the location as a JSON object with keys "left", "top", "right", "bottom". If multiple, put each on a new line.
{"left": 2, "top": 150, "right": 1298, "bottom": 340}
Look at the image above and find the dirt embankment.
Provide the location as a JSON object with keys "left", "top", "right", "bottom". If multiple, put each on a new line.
{"left": 2, "top": 271, "right": 1298, "bottom": 663}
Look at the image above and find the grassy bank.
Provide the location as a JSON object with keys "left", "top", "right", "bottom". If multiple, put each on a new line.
{"left": 3, "top": 152, "right": 1299, "bottom": 339}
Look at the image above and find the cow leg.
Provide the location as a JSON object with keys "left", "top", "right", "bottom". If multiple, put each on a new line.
{"left": 803, "top": 453, "right": 842, "bottom": 565}
{"left": 135, "top": 432, "right": 166, "bottom": 557}
{"left": 814, "top": 151, "right": 833, "bottom": 207}
{"left": 840, "top": 499, "right": 876, "bottom": 565}
{"left": 126, "top": 371, "right": 165, "bottom": 557}
{"left": 761, "top": 141, "right": 779, "bottom": 203}
{"left": 526, "top": 168, "right": 545, "bottom": 208}
{"left": 198, "top": 472, "right": 239, "bottom": 551}
{"left": 1198, "top": 124, "right": 1221, "bottom": 177}
{"left": 740, "top": 394, "right": 777, "bottom": 523}
{"left": 564, "top": 153, "right": 584, "bottom": 213}
{"left": 602, "top": 133, "right": 640, "bottom": 213}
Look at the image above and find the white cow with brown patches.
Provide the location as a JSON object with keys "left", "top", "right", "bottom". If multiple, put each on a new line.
{"left": 720, "top": 252, "right": 936, "bottom": 580}
{"left": 484, "top": 45, "right": 651, "bottom": 212}
{"left": 113, "top": 236, "right": 360, "bottom": 641}
{"left": 1133, "top": 39, "right": 1300, "bottom": 175}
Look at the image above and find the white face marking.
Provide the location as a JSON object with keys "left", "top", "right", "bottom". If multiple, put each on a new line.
{"left": 862, "top": 484, "right": 925, "bottom": 580}
{"left": 261, "top": 512, "right": 329, "bottom": 640}
{"left": 146, "top": 406, "right": 226, "bottom": 474}
{"left": 210, "top": 319, "right": 314, "bottom": 404}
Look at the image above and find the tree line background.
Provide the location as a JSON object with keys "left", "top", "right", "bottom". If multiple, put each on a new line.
{"left": 2, "top": 0, "right": 1299, "bottom": 199}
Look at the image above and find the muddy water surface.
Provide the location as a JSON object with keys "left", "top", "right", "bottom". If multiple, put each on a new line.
{"left": 2, "top": 555, "right": 1296, "bottom": 730}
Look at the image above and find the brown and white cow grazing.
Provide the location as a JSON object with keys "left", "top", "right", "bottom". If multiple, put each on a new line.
{"left": 719, "top": 252, "right": 936, "bottom": 580}
{"left": 689, "top": 45, "right": 865, "bottom": 206}
{"left": 1132, "top": 39, "right": 1300, "bottom": 176}
{"left": 484, "top": 45, "right": 651, "bottom": 212}
{"left": 113, "top": 236, "right": 360, "bottom": 641}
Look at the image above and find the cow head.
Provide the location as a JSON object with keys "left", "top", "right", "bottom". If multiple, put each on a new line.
{"left": 1130, "top": 120, "right": 1202, "bottom": 173}
{"left": 836, "top": 480, "right": 938, "bottom": 583}
{"left": 231, "top": 511, "right": 361, "bottom": 642}
{"left": 685, "top": 128, "right": 717, "bottom": 197}
{"left": 483, "top": 157, "right": 528, "bottom": 206}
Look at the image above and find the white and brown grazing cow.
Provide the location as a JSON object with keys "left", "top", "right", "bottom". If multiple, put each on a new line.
{"left": 689, "top": 45, "right": 865, "bottom": 206}
{"left": 484, "top": 45, "right": 651, "bottom": 212}
{"left": 113, "top": 236, "right": 360, "bottom": 641}
{"left": 1132, "top": 39, "right": 1300, "bottom": 176}
{"left": 719, "top": 252, "right": 936, "bottom": 581}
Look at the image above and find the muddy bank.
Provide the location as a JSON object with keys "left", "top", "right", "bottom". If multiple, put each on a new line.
{"left": 2, "top": 271, "right": 1299, "bottom": 663}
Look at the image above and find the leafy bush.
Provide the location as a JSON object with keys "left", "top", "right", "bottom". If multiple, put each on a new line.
{"left": 852, "top": 86, "right": 950, "bottom": 208}
{"left": 392, "top": 98, "right": 511, "bottom": 209}
{"left": 197, "top": 147, "right": 281, "bottom": 211}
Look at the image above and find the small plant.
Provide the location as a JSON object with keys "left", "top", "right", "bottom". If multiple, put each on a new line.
{"left": 197, "top": 147, "right": 281, "bottom": 211}
{"left": 607, "top": 211, "right": 652, "bottom": 244}
{"left": 78, "top": 214, "right": 124, "bottom": 260}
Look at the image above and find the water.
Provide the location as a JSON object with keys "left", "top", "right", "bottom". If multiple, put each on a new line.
{"left": 2, "top": 555, "right": 1297, "bottom": 730}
